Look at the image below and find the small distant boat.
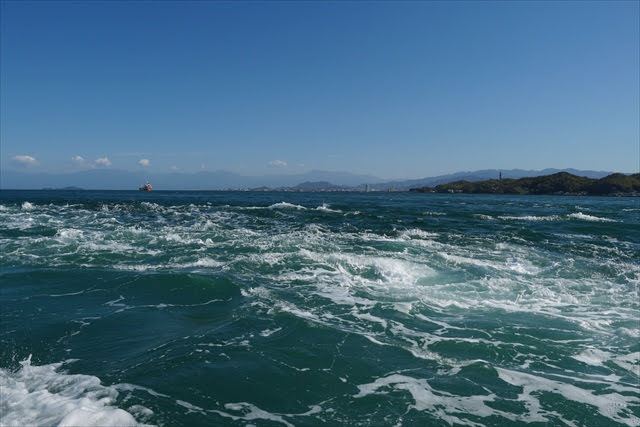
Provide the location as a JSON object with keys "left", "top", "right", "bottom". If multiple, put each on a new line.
{"left": 139, "top": 182, "right": 152, "bottom": 191}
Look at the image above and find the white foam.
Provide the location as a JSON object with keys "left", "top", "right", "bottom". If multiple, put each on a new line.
{"left": 611, "top": 352, "right": 640, "bottom": 376}
{"left": 399, "top": 228, "right": 438, "bottom": 240}
{"left": 355, "top": 373, "right": 511, "bottom": 425}
{"left": 571, "top": 348, "right": 610, "bottom": 366}
{"left": 269, "top": 202, "right": 307, "bottom": 210}
{"left": 176, "top": 399, "right": 205, "bottom": 412}
{"left": 568, "top": 212, "right": 617, "bottom": 222}
{"left": 496, "top": 367, "right": 640, "bottom": 425}
{"left": 260, "top": 327, "right": 282, "bottom": 337}
{"left": 474, "top": 214, "right": 494, "bottom": 220}
{"left": 56, "top": 228, "right": 84, "bottom": 241}
{"left": 214, "top": 402, "right": 294, "bottom": 427}
{"left": 163, "top": 232, "right": 192, "bottom": 243}
{"left": 21, "top": 201, "right": 35, "bottom": 210}
{"left": 184, "top": 257, "right": 224, "bottom": 268}
{"left": 114, "top": 264, "right": 158, "bottom": 272}
{"left": 356, "top": 368, "right": 640, "bottom": 426}
{"left": 82, "top": 240, "right": 137, "bottom": 253}
{"left": 315, "top": 203, "right": 341, "bottom": 213}
{"left": 140, "top": 201, "right": 162, "bottom": 211}
{"left": 439, "top": 252, "right": 540, "bottom": 276}
{"left": 499, "top": 215, "right": 561, "bottom": 221}
{"left": 0, "top": 356, "right": 145, "bottom": 427}
{"left": 617, "top": 328, "right": 640, "bottom": 338}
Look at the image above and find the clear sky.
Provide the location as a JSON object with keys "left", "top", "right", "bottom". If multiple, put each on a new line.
{"left": 1, "top": 1, "right": 638, "bottom": 179}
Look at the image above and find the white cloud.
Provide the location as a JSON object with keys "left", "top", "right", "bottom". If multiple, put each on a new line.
{"left": 73, "top": 155, "right": 95, "bottom": 169}
{"left": 138, "top": 158, "right": 151, "bottom": 167}
{"left": 170, "top": 165, "right": 180, "bottom": 172}
{"left": 12, "top": 155, "right": 39, "bottom": 167}
{"left": 268, "top": 160, "right": 287, "bottom": 168}
{"left": 95, "top": 157, "right": 111, "bottom": 167}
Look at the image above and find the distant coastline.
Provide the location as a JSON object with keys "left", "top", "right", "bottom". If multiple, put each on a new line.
{"left": 40, "top": 186, "right": 85, "bottom": 191}
{"left": 409, "top": 172, "right": 640, "bottom": 197}
{"left": 2, "top": 170, "right": 638, "bottom": 196}
{"left": 1, "top": 167, "right": 620, "bottom": 191}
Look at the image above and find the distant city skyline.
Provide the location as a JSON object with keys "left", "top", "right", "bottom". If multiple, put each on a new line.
{"left": 1, "top": 1, "right": 638, "bottom": 181}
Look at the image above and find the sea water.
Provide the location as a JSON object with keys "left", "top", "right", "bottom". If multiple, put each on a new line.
{"left": 0, "top": 190, "right": 638, "bottom": 426}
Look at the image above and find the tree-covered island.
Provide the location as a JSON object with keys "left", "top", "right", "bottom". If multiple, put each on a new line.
{"left": 409, "top": 172, "right": 640, "bottom": 196}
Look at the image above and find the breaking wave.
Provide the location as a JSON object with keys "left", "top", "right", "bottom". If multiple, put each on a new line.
{"left": 0, "top": 357, "right": 147, "bottom": 427}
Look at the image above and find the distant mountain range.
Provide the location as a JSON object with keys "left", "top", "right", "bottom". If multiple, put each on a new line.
{"left": 0, "top": 168, "right": 619, "bottom": 190}
{"left": 0, "top": 169, "right": 380, "bottom": 190}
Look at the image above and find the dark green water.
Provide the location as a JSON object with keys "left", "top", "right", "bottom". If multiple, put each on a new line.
{"left": 1, "top": 190, "right": 638, "bottom": 426}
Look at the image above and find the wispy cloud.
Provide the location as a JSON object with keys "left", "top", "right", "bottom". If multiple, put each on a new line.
{"left": 12, "top": 155, "right": 39, "bottom": 167}
{"left": 268, "top": 160, "right": 287, "bottom": 168}
{"left": 95, "top": 157, "right": 112, "bottom": 167}
{"left": 170, "top": 165, "right": 180, "bottom": 172}
{"left": 138, "top": 158, "right": 151, "bottom": 167}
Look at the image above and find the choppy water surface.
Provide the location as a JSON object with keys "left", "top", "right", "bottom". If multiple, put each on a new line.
{"left": 1, "top": 190, "right": 638, "bottom": 426}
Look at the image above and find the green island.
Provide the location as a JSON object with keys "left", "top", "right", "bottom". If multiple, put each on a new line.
{"left": 409, "top": 172, "right": 640, "bottom": 196}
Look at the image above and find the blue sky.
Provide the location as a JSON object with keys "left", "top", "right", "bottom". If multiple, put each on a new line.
{"left": 1, "top": 1, "right": 638, "bottom": 179}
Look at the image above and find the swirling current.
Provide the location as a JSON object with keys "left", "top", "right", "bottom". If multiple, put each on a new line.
{"left": 1, "top": 190, "right": 638, "bottom": 426}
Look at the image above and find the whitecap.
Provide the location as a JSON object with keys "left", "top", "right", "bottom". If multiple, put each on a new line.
{"left": 260, "top": 327, "right": 282, "bottom": 337}
{"left": 184, "top": 257, "right": 224, "bottom": 268}
{"left": 399, "top": 228, "right": 438, "bottom": 240}
{"left": 140, "top": 201, "right": 162, "bottom": 211}
{"left": 0, "top": 356, "right": 145, "bottom": 427}
{"left": 474, "top": 214, "right": 494, "bottom": 220}
{"left": 568, "top": 212, "right": 617, "bottom": 222}
{"left": 315, "top": 203, "right": 341, "bottom": 213}
{"left": 439, "top": 252, "right": 540, "bottom": 276}
{"left": 56, "top": 228, "right": 84, "bottom": 241}
{"left": 21, "top": 201, "right": 35, "bottom": 210}
{"left": 269, "top": 202, "right": 307, "bottom": 210}
{"left": 498, "top": 215, "right": 561, "bottom": 221}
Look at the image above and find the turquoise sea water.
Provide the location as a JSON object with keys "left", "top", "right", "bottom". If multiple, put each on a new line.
{"left": 1, "top": 190, "right": 638, "bottom": 426}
